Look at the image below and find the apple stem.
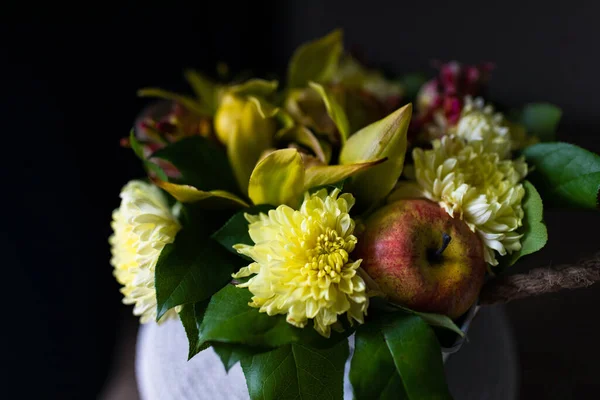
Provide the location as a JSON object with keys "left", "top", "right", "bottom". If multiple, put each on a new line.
{"left": 435, "top": 233, "right": 452, "bottom": 256}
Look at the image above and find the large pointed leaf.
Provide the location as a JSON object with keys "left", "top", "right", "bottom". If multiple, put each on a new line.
{"left": 248, "top": 148, "right": 305, "bottom": 207}
{"left": 152, "top": 136, "right": 238, "bottom": 194}
{"left": 350, "top": 323, "right": 407, "bottom": 400}
{"left": 523, "top": 142, "right": 600, "bottom": 209}
{"left": 303, "top": 158, "right": 387, "bottom": 191}
{"left": 183, "top": 69, "right": 219, "bottom": 114}
{"left": 153, "top": 179, "right": 249, "bottom": 208}
{"left": 501, "top": 180, "right": 548, "bottom": 266}
{"left": 241, "top": 340, "right": 349, "bottom": 400}
{"left": 178, "top": 300, "right": 210, "bottom": 360}
{"left": 287, "top": 29, "right": 343, "bottom": 88}
{"left": 154, "top": 228, "right": 243, "bottom": 320}
{"left": 340, "top": 104, "right": 412, "bottom": 209}
{"left": 212, "top": 343, "right": 266, "bottom": 373}
{"left": 137, "top": 88, "right": 209, "bottom": 115}
{"left": 381, "top": 314, "right": 452, "bottom": 400}
{"left": 309, "top": 81, "right": 350, "bottom": 143}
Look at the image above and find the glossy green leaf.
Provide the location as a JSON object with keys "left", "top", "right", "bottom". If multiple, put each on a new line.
{"left": 247, "top": 96, "right": 280, "bottom": 118}
{"left": 198, "top": 285, "right": 305, "bottom": 348}
{"left": 382, "top": 314, "right": 452, "bottom": 400}
{"left": 303, "top": 158, "right": 387, "bottom": 192}
{"left": 287, "top": 29, "right": 343, "bottom": 88}
{"left": 520, "top": 103, "right": 562, "bottom": 141}
{"left": 502, "top": 181, "right": 548, "bottom": 266}
{"left": 229, "top": 79, "right": 278, "bottom": 97}
{"left": 137, "top": 88, "right": 209, "bottom": 115}
{"left": 178, "top": 300, "right": 210, "bottom": 360}
{"left": 309, "top": 81, "right": 350, "bottom": 143}
{"left": 241, "top": 340, "right": 349, "bottom": 400}
{"left": 350, "top": 323, "right": 407, "bottom": 400}
{"left": 387, "top": 303, "right": 464, "bottom": 338}
{"left": 183, "top": 69, "right": 219, "bottom": 114}
{"left": 248, "top": 148, "right": 305, "bottom": 207}
{"left": 275, "top": 125, "right": 327, "bottom": 162}
{"left": 340, "top": 104, "right": 412, "bottom": 209}
{"left": 523, "top": 142, "right": 600, "bottom": 209}
{"left": 152, "top": 179, "right": 249, "bottom": 208}
{"left": 152, "top": 136, "right": 238, "bottom": 194}
{"left": 211, "top": 205, "right": 275, "bottom": 256}
{"left": 212, "top": 343, "right": 266, "bottom": 373}
{"left": 154, "top": 228, "right": 243, "bottom": 320}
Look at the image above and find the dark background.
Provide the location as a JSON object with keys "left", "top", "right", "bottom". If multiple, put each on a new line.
{"left": 3, "top": 2, "right": 599, "bottom": 399}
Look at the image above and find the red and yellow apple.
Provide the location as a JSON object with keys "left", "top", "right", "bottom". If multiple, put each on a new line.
{"left": 354, "top": 199, "right": 486, "bottom": 318}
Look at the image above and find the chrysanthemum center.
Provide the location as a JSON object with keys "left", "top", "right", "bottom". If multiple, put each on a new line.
{"left": 304, "top": 228, "right": 356, "bottom": 281}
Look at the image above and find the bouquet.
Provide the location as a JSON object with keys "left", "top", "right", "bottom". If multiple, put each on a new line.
{"left": 110, "top": 29, "right": 600, "bottom": 399}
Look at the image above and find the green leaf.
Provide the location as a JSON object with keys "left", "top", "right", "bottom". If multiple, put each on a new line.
{"left": 199, "top": 285, "right": 304, "bottom": 348}
{"left": 153, "top": 179, "right": 249, "bottom": 208}
{"left": 211, "top": 205, "right": 275, "bottom": 255}
{"left": 228, "top": 79, "right": 278, "bottom": 97}
{"left": 520, "top": 103, "right": 562, "bottom": 141}
{"left": 381, "top": 314, "right": 452, "bottom": 400}
{"left": 287, "top": 29, "right": 344, "bottom": 88}
{"left": 309, "top": 81, "right": 350, "bottom": 143}
{"left": 178, "top": 300, "right": 210, "bottom": 360}
{"left": 523, "top": 142, "right": 600, "bottom": 209}
{"left": 241, "top": 340, "right": 349, "bottom": 400}
{"left": 152, "top": 136, "right": 238, "bottom": 194}
{"left": 183, "top": 69, "right": 218, "bottom": 114}
{"left": 502, "top": 181, "right": 548, "bottom": 266}
{"left": 154, "top": 228, "right": 243, "bottom": 320}
{"left": 275, "top": 125, "right": 327, "bottom": 162}
{"left": 248, "top": 148, "right": 305, "bottom": 207}
{"left": 340, "top": 104, "right": 412, "bottom": 210}
{"left": 247, "top": 96, "right": 280, "bottom": 119}
{"left": 387, "top": 303, "right": 464, "bottom": 338}
{"left": 212, "top": 342, "right": 266, "bottom": 372}
{"left": 137, "top": 88, "right": 210, "bottom": 116}
{"left": 129, "top": 129, "right": 168, "bottom": 181}
{"left": 350, "top": 323, "right": 408, "bottom": 400}
{"left": 303, "top": 158, "right": 387, "bottom": 192}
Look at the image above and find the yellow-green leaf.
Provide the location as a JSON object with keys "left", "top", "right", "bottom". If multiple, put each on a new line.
{"left": 275, "top": 125, "right": 327, "bottom": 163}
{"left": 183, "top": 69, "right": 219, "bottom": 114}
{"left": 248, "top": 149, "right": 305, "bottom": 207}
{"left": 287, "top": 29, "right": 343, "bottom": 88}
{"left": 229, "top": 79, "right": 278, "bottom": 97}
{"left": 137, "top": 88, "right": 209, "bottom": 116}
{"left": 153, "top": 179, "right": 249, "bottom": 208}
{"left": 340, "top": 103, "right": 412, "bottom": 209}
{"left": 303, "top": 158, "right": 387, "bottom": 191}
{"left": 248, "top": 96, "right": 280, "bottom": 118}
{"left": 308, "top": 81, "right": 350, "bottom": 143}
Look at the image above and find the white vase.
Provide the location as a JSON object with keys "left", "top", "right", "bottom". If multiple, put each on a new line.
{"left": 136, "top": 305, "right": 518, "bottom": 400}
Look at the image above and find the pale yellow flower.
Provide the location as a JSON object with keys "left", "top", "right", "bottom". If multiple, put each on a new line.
{"left": 110, "top": 180, "right": 181, "bottom": 323}
{"left": 233, "top": 189, "right": 368, "bottom": 337}
{"left": 393, "top": 136, "right": 527, "bottom": 266}
{"left": 450, "top": 96, "right": 512, "bottom": 159}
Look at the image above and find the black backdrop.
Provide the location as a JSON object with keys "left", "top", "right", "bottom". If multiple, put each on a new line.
{"left": 2, "top": 2, "right": 599, "bottom": 399}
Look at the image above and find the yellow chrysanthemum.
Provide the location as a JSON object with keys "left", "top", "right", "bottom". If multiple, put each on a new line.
{"left": 450, "top": 96, "right": 512, "bottom": 159}
{"left": 394, "top": 136, "right": 527, "bottom": 266}
{"left": 232, "top": 189, "right": 369, "bottom": 337}
{"left": 110, "top": 180, "right": 181, "bottom": 323}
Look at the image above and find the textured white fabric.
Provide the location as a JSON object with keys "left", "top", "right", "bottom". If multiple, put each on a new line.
{"left": 136, "top": 306, "right": 517, "bottom": 400}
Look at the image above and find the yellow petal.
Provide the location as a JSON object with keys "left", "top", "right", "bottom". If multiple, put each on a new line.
{"left": 339, "top": 103, "right": 412, "bottom": 209}
{"left": 303, "top": 158, "right": 387, "bottom": 191}
{"left": 248, "top": 149, "right": 305, "bottom": 207}
{"left": 275, "top": 125, "right": 327, "bottom": 163}
{"left": 152, "top": 179, "right": 249, "bottom": 208}
{"left": 308, "top": 81, "right": 350, "bottom": 143}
